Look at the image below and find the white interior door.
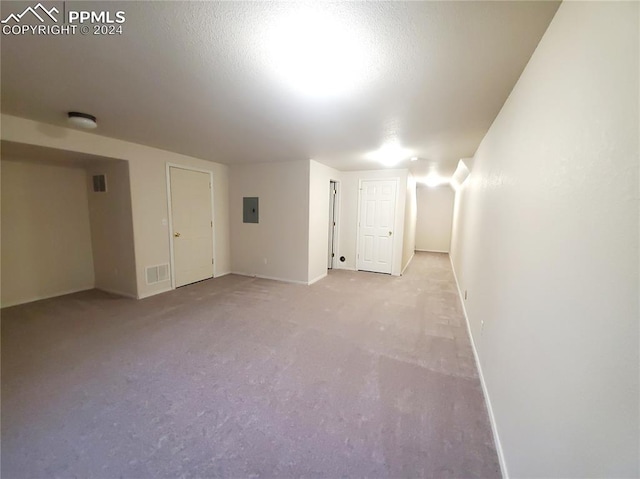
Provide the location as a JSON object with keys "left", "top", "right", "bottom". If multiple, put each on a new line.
{"left": 169, "top": 167, "right": 213, "bottom": 287}
{"left": 357, "top": 179, "right": 397, "bottom": 274}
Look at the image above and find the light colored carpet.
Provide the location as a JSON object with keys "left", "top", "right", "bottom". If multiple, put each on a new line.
{"left": 1, "top": 252, "right": 501, "bottom": 478}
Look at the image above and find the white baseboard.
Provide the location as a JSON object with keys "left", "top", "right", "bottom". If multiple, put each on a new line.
{"left": 308, "top": 272, "right": 327, "bottom": 285}
{"left": 416, "top": 249, "right": 450, "bottom": 253}
{"left": 231, "top": 271, "right": 308, "bottom": 285}
{"left": 401, "top": 253, "right": 415, "bottom": 275}
{"left": 449, "top": 256, "right": 509, "bottom": 479}
{"left": 334, "top": 265, "right": 357, "bottom": 271}
{"left": 95, "top": 287, "right": 137, "bottom": 299}
{"left": 136, "top": 273, "right": 230, "bottom": 299}
{"left": 137, "top": 285, "right": 173, "bottom": 299}
{"left": 1, "top": 286, "right": 94, "bottom": 308}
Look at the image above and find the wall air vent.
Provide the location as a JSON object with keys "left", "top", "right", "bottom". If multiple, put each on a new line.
{"left": 146, "top": 264, "right": 170, "bottom": 284}
{"left": 92, "top": 174, "right": 107, "bottom": 192}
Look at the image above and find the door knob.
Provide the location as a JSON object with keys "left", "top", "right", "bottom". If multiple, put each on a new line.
{"left": 174, "top": 232, "right": 181, "bottom": 237}
{"left": 389, "top": 231, "right": 393, "bottom": 236}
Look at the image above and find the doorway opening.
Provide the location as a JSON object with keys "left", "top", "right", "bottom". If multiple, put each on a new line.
{"left": 328, "top": 180, "right": 339, "bottom": 269}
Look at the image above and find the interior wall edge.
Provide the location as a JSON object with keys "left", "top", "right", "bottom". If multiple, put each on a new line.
{"left": 0, "top": 287, "right": 94, "bottom": 309}
{"left": 137, "top": 286, "right": 173, "bottom": 300}
{"left": 449, "top": 254, "right": 509, "bottom": 479}
{"left": 308, "top": 272, "right": 328, "bottom": 285}
{"left": 401, "top": 252, "right": 415, "bottom": 275}
{"left": 94, "top": 287, "right": 137, "bottom": 300}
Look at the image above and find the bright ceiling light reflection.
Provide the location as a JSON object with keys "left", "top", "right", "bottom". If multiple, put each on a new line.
{"left": 421, "top": 174, "right": 451, "bottom": 188}
{"left": 366, "top": 141, "right": 412, "bottom": 167}
{"left": 266, "top": 10, "right": 370, "bottom": 98}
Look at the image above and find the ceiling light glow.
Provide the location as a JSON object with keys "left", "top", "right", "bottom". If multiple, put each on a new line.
{"left": 421, "top": 174, "right": 451, "bottom": 188}
{"left": 366, "top": 140, "right": 412, "bottom": 167}
{"left": 266, "top": 10, "right": 371, "bottom": 98}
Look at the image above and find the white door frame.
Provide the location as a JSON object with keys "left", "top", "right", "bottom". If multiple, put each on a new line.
{"left": 166, "top": 163, "right": 216, "bottom": 290}
{"left": 328, "top": 179, "right": 341, "bottom": 269}
{"left": 355, "top": 177, "right": 400, "bottom": 273}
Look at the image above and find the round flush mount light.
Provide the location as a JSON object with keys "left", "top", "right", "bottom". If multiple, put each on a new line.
{"left": 67, "top": 111, "right": 97, "bottom": 129}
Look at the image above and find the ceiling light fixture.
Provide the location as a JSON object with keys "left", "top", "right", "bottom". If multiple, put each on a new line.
{"left": 67, "top": 111, "right": 97, "bottom": 129}
{"left": 410, "top": 156, "right": 418, "bottom": 161}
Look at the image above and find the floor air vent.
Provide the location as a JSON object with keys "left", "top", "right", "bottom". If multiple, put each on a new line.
{"left": 146, "top": 264, "right": 169, "bottom": 284}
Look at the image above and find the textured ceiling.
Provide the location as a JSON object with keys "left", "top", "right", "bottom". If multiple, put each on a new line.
{"left": 0, "top": 1, "right": 559, "bottom": 173}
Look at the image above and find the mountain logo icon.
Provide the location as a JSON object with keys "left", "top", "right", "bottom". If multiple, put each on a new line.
{"left": 1, "top": 3, "right": 59, "bottom": 24}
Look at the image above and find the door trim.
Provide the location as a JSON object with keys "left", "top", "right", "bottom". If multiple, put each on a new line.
{"left": 355, "top": 177, "right": 400, "bottom": 274}
{"left": 166, "top": 163, "right": 216, "bottom": 290}
{"left": 328, "top": 179, "right": 341, "bottom": 270}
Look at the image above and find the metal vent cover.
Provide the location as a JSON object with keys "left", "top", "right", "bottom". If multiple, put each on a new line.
{"left": 92, "top": 174, "right": 107, "bottom": 192}
{"left": 146, "top": 264, "right": 170, "bottom": 284}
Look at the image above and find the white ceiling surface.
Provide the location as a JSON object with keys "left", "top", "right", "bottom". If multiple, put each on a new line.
{"left": 1, "top": 1, "right": 559, "bottom": 175}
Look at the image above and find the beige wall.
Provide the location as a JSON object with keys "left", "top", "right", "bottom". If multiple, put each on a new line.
{"left": 416, "top": 184, "right": 455, "bottom": 253}
{"left": 450, "top": 2, "right": 639, "bottom": 477}
{"left": 229, "top": 160, "right": 310, "bottom": 283}
{"left": 308, "top": 160, "right": 342, "bottom": 283}
{"left": 231, "top": 161, "right": 408, "bottom": 283}
{"left": 0, "top": 115, "right": 231, "bottom": 299}
{"left": 338, "top": 169, "right": 408, "bottom": 275}
{"left": 401, "top": 173, "right": 417, "bottom": 272}
{"left": 1, "top": 160, "right": 95, "bottom": 307}
{"left": 86, "top": 160, "right": 137, "bottom": 298}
